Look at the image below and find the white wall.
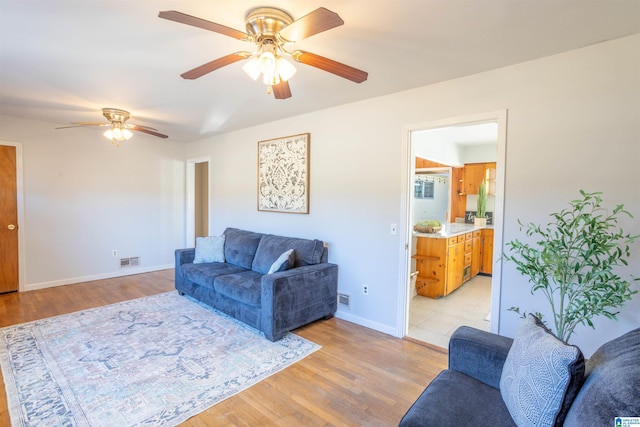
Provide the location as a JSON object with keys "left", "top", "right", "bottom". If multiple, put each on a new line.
{"left": 187, "top": 34, "right": 640, "bottom": 356}
{"left": 1, "top": 34, "right": 637, "bottom": 357}
{"left": 0, "top": 116, "right": 186, "bottom": 290}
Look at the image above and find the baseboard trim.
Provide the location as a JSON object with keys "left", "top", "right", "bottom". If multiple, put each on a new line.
{"left": 334, "top": 310, "right": 397, "bottom": 337}
{"left": 22, "top": 264, "right": 174, "bottom": 292}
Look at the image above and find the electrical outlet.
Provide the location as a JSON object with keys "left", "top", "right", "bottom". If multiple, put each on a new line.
{"left": 363, "top": 285, "right": 369, "bottom": 295}
{"left": 112, "top": 250, "right": 118, "bottom": 257}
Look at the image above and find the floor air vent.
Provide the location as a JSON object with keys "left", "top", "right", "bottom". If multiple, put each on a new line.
{"left": 338, "top": 293, "right": 350, "bottom": 308}
{"left": 120, "top": 257, "right": 141, "bottom": 268}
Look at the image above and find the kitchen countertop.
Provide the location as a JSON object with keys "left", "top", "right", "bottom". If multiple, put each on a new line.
{"left": 414, "top": 222, "right": 493, "bottom": 238}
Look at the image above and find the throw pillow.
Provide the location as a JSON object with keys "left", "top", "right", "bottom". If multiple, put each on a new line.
{"left": 500, "top": 314, "right": 585, "bottom": 427}
{"left": 267, "top": 249, "right": 295, "bottom": 274}
{"left": 193, "top": 235, "right": 226, "bottom": 264}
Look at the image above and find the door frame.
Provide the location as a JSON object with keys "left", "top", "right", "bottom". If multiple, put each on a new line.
{"left": 1, "top": 140, "right": 25, "bottom": 292}
{"left": 186, "top": 157, "right": 211, "bottom": 248}
{"left": 396, "top": 110, "right": 508, "bottom": 337}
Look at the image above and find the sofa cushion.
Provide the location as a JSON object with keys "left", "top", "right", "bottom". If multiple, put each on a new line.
{"left": 193, "top": 235, "right": 225, "bottom": 264}
{"left": 500, "top": 314, "right": 585, "bottom": 427}
{"left": 267, "top": 249, "right": 295, "bottom": 274}
{"left": 564, "top": 327, "right": 640, "bottom": 427}
{"left": 223, "top": 228, "right": 264, "bottom": 269}
{"left": 214, "top": 270, "right": 263, "bottom": 307}
{"left": 252, "top": 234, "right": 325, "bottom": 274}
{"left": 399, "top": 370, "right": 517, "bottom": 427}
{"left": 181, "top": 262, "right": 249, "bottom": 289}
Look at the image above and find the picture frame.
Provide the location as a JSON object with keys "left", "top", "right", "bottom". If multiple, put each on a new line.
{"left": 257, "top": 133, "right": 310, "bottom": 213}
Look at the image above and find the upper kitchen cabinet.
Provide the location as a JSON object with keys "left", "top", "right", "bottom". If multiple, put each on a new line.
{"left": 463, "top": 162, "right": 496, "bottom": 195}
{"left": 463, "top": 163, "right": 485, "bottom": 195}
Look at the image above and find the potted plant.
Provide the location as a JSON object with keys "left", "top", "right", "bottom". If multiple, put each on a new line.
{"left": 474, "top": 180, "right": 487, "bottom": 226}
{"left": 414, "top": 219, "right": 442, "bottom": 234}
{"left": 502, "top": 190, "right": 639, "bottom": 342}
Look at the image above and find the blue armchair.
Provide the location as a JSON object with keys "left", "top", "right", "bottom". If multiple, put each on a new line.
{"left": 399, "top": 319, "right": 640, "bottom": 426}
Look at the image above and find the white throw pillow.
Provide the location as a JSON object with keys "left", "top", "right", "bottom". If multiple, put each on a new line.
{"left": 500, "top": 314, "right": 584, "bottom": 427}
{"left": 193, "top": 235, "right": 226, "bottom": 264}
{"left": 267, "top": 249, "right": 295, "bottom": 274}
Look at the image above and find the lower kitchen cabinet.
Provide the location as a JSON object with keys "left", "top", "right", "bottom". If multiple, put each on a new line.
{"left": 471, "top": 230, "right": 481, "bottom": 277}
{"left": 479, "top": 228, "right": 494, "bottom": 275}
{"left": 413, "top": 232, "right": 478, "bottom": 299}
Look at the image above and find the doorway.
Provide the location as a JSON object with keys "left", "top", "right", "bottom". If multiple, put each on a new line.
{"left": 399, "top": 110, "right": 507, "bottom": 347}
{"left": 186, "top": 157, "right": 210, "bottom": 247}
{"left": 0, "top": 141, "right": 24, "bottom": 293}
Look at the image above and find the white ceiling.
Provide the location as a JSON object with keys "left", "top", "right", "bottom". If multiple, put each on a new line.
{"left": 1, "top": 0, "right": 639, "bottom": 143}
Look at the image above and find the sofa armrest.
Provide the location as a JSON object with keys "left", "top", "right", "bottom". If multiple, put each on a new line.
{"left": 448, "top": 326, "right": 513, "bottom": 389}
{"left": 260, "top": 263, "right": 338, "bottom": 341}
{"left": 174, "top": 248, "right": 195, "bottom": 285}
{"left": 175, "top": 248, "right": 195, "bottom": 266}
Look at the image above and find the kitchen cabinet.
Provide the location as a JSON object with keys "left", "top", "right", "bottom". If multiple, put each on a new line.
{"left": 485, "top": 163, "right": 497, "bottom": 195}
{"left": 463, "top": 163, "right": 485, "bottom": 195}
{"left": 447, "top": 236, "right": 465, "bottom": 294}
{"left": 413, "top": 232, "right": 479, "bottom": 298}
{"left": 463, "top": 162, "right": 497, "bottom": 195}
{"left": 479, "top": 228, "right": 494, "bottom": 275}
{"left": 471, "top": 230, "right": 481, "bottom": 277}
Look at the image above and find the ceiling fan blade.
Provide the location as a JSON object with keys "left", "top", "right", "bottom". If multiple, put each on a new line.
{"left": 56, "top": 122, "right": 110, "bottom": 129}
{"left": 125, "top": 123, "right": 159, "bottom": 132}
{"left": 181, "top": 52, "right": 250, "bottom": 80}
{"left": 279, "top": 7, "right": 343, "bottom": 42}
{"left": 292, "top": 50, "right": 368, "bottom": 83}
{"left": 128, "top": 125, "right": 169, "bottom": 139}
{"left": 158, "top": 11, "right": 250, "bottom": 41}
{"left": 72, "top": 121, "right": 110, "bottom": 126}
{"left": 272, "top": 80, "right": 292, "bottom": 99}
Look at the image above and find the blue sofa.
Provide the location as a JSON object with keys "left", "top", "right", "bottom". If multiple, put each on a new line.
{"left": 174, "top": 228, "right": 338, "bottom": 341}
{"left": 399, "top": 321, "right": 640, "bottom": 426}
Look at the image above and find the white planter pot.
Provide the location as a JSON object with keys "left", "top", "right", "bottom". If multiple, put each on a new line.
{"left": 474, "top": 217, "right": 487, "bottom": 227}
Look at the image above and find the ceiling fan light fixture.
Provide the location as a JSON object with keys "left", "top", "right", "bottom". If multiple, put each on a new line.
{"left": 259, "top": 51, "right": 277, "bottom": 82}
{"left": 242, "top": 57, "right": 261, "bottom": 80}
{"left": 103, "top": 125, "right": 133, "bottom": 145}
{"left": 277, "top": 57, "right": 296, "bottom": 81}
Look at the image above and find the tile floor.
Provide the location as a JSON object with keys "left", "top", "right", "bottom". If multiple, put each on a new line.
{"left": 408, "top": 275, "right": 492, "bottom": 348}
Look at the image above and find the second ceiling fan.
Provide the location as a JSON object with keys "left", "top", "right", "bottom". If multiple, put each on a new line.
{"left": 158, "top": 6, "right": 368, "bottom": 99}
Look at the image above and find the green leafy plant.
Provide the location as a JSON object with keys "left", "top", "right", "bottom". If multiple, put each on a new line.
{"left": 503, "top": 190, "right": 639, "bottom": 342}
{"left": 415, "top": 219, "right": 442, "bottom": 228}
{"left": 477, "top": 180, "right": 487, "bottom": 219}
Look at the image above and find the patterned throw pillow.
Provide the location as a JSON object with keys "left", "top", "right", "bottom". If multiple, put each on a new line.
{"left": 193, "top": 235, "right": 226, "bottom": 264}
{"left": 267, "top": 249, "right": 295, "bottom": 274}
{"left": 500, "top": 314, "right": 585, "bottom": 427}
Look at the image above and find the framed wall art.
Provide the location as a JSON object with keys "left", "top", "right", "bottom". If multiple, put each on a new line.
{"left": 257, "top": 133, "right": 310, "bottom": 213}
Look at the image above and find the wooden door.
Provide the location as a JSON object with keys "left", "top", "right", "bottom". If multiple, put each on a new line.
{"left": 0, "top": 145, "right": 19, "bottom": 293}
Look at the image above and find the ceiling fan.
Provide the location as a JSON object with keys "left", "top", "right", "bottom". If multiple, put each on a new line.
{"left": 56, "top": 108, "right": 169, "bottom": 146}
{"left": 158, "top": 6, "right": 368, "bottom": 99}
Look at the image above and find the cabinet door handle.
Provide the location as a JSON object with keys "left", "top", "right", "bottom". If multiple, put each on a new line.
{"left": 7, "top": 224, "right": 16, "bottom": 230}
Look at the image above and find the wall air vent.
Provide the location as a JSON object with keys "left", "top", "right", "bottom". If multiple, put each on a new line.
{"left": 338, "top": 293, "right": 350, "bottom": 308}
{"left": 120, "top": 257, "right": 141, "bottom": 268}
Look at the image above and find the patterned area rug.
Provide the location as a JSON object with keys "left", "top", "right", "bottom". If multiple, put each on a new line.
{"left": 0, "top": 292, "right": 320, "bottom": 426}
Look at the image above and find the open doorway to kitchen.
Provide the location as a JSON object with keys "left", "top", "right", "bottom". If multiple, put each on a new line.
{"left": 401, "top": 111, "right": 507, "bottom": 349}
{"left": 186, "top": 157, "right": 210, "bottom": 248}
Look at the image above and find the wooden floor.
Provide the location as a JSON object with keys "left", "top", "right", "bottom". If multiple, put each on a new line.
{"left": 0, "top": 270, "right": 447, "bottom": 427}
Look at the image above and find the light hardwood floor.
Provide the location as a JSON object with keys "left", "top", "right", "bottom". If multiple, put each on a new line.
{"left": 0, "top": 270, "right": 447, "bottom": 426}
